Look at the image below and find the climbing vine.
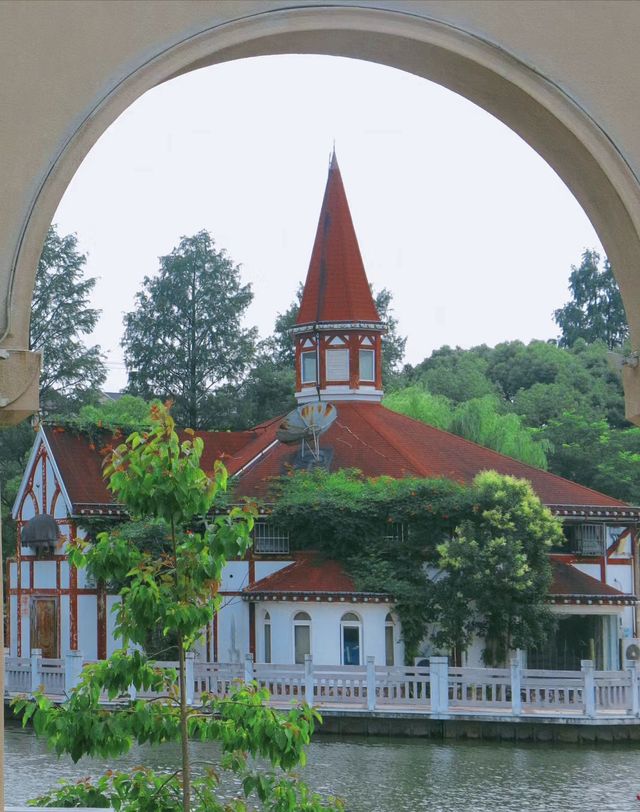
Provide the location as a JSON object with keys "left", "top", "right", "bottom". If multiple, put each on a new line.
{"left": 269, "top": 469, "right": 563, "bottom": 664}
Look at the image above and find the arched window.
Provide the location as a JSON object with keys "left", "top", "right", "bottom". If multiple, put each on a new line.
{"left": 341, "top": 612, "right": 362, "bottom": 666}
{"left": 293, "top": 611, "right": 311, "bottom": 664}
{"left": 263, "top": 611, "right": 271, "bottom": 664}
{"left": 385, "top": 613, "right": 395, "bottom": 666}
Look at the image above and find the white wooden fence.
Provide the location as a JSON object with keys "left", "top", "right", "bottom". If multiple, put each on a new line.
{"left": 5, "top": 649, "right": 640, "bottom": 718}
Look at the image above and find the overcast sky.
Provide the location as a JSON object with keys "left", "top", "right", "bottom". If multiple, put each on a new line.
{"left": 53, "top": 55, "right": 603, "bottom": 392}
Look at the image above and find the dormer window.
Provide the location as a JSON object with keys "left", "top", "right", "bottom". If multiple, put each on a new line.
{"left": 564, "top": 523, "right": 605, "bottom": 556}
{"left": 359, "top": 349, "right": 375, "bottom": 382}
{"left": 301, "top": 351, "right": 317, "bottom": 384}
{"left": 253, "top": 522, "right": 290, "bottom": 554}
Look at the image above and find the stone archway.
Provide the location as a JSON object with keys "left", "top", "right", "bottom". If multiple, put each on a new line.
{"left": 4, "top": 3, "right": 640, "bottom": 421}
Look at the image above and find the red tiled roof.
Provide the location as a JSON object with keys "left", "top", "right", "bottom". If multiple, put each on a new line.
{"left": 296, "top": 153, "right": 381, "bottom": 326}
{"left": 549, "top": 557, "right": 636, "bottom": 601}
{"left": 43, "top": 400, "right": 632, "bottom": 515}
{"left": 235, "top": 401, "right": 628, "bottom": 509}
{"left": 244, "top": 551, "right": 384, "bottom": 596}
{"left": 43, "top": 425, "right": 262, "bottom": 511}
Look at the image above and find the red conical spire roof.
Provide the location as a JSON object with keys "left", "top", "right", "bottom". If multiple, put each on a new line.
{"left": 296, "top": 152, "right": 382, "bottom": 326}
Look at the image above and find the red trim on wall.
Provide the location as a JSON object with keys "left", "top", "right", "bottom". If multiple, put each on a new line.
{"left": 69, "top": 565, "right": 78, "bottom": 651}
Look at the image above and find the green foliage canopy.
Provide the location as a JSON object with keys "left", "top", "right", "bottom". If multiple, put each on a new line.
{"left": 383, "top": 387, "right": 550, "bottom": 469}
{"left": 554, "top": 249, "right": 628, "bottom": 349}
{"left": 270, "top": 468, "right": 560, "bottom": 664}
{"left": 122, "top": 231, "right": 258, "bottom": 429}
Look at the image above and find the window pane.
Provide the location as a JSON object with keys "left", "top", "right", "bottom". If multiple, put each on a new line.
{"left": 294, "top": 624, "right": 310, "bottom": 664}
{"left": 342, "top": 625, "right": 360, "bottom": 665}
{"left": 264, "top": 623, "right": 271, "bottom": 664}
{"left": 301, "top": 352, "right": 317, "bottom": 383}
{"left": 326, "top": 349, "right": 349, "bottom": 381}
{"left": 359, "top": 349, "right": 375, "bottom": 381}
{"left": 385, "top": 624, "right": 394, "bottom": 666}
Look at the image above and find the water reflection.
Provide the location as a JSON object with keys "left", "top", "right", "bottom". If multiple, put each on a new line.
{"left": 5, "top": 722, "right": 640, "bottom": 810}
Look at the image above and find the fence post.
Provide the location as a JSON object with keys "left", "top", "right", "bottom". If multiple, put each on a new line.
{"left": 185, "top": 651, "right": 195, "bottom": 706}
{"left": 627, "top": 659, "right": 640, "bottom": 716}
{"left": 510, "top": 651, "right": 522, "bottom": 716}
{"left": 366, "top": 656, "right": 376, "bottom": 711}
{"left": 430, "top": 656, "right": 449, "bottom": 715}
{"left": 244, "top": 652, "right": 254, "bottom": 685}
{"left": 30, "top": 648, "right": 42, "bottom": 694}
{"left": 304, "top": 654, "right": 314, "bottom": 706}
{"left": 64, "top": 650, "right": 83, "bottom": 695}
{"left": 581, "top": 659, "right": 596, "bottom": 717}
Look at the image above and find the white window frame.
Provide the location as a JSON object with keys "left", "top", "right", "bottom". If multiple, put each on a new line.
{"left": 301, "top": 351, "right": 317, "bottom": 384}
{"left": 385, "top": 613, "right": 395, "bottom": 667}
{"left": 293, "top": 611, "right": 312, "bottom": 664}
{"left": 263, "top": 611, "right": 272, "bottom": 664}
{"left": 325, "top": 348, "right": 350, "bottom": 381}
{"left": 340, "top": 612, "right": 363, "bottom": 666}
{"left": 359, "top": 348, "right": 375, "bottom": 382}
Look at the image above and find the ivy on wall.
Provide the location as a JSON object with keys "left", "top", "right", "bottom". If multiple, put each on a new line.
{"left": 268, "top": 469, "right": 564, "bottom": 664}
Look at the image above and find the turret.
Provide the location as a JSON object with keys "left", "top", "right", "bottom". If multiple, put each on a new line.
{"left": 293, "top": 153, "right": 385, "bottom": 403}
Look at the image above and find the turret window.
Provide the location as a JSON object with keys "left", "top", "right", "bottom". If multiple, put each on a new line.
{"left": 326, "top": 349, "right": 349, "bottom": 381}
{"left": 301, "top": 351, "right": 317, "bottom": 383}
{"left": 359, "top": 349, "right": 375, "bottom": 382}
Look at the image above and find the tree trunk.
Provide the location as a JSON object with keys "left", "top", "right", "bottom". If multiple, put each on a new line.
{"left": 178, "top": 635, "right": 191, "bottom": 812}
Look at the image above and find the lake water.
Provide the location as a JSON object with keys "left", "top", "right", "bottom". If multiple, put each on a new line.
{"left": 5, "top": 721, "right": 640, "bottom": 810}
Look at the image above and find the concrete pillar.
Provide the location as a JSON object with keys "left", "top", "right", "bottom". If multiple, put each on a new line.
{"left": 581, "top": 659, "right": 596, "bottom": 717}
{"left": 30, "top": 648, "right": 42, "bottom": 694}
{"left": 510, "top": 652, "right": 522, "bottom": 716}
{"left": 64, "top": 650, "right": 83, "bottom": 695}
{"left": 430, "top": 656, "right": 449, "bottom": 715}
{"left": 366, "top": 655, "right": 376, "bottom": 711}
{"left": 244, "top": 652, "right": 254, "bottom": 685}
{"left": 185, "top": 651, "right": 195, "bottom": 706}
{"left": 627, "top": 659, "right": 640, "bottom": 716}
{"left": 304, "top": 654, "right": 314, "bottom": 706}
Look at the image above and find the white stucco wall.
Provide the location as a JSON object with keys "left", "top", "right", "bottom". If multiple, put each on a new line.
{"left": 217, "top": 597, "right": 249, "bottom": 663}
{"left": 77, "top": 595, "right": 97, "bottom": 660}
{"left": 32, "top": 560, "right": 55, "bottom": 589}
{"left": 254, "top": 560, "right": 292, "bottom": 581}
{"left": 254, "top": 601, "right": 401, "bottom": 666}
{"left": 9, "top": 596, "right": 17, "bottom": 657}
{"left": 220, "top": 560, "right": 249, "bottom": 592}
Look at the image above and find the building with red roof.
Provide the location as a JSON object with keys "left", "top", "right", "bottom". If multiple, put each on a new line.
{"left": 9, "top": 153, "right": 639, "bottom": 671}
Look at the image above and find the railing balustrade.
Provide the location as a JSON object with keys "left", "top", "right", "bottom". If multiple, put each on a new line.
{"left": 4, "top": 649, "right": 640, "bottom": 719}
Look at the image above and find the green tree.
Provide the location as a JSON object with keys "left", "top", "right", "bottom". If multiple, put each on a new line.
{"left": 15, "top": 405, "right": 342, "bottom": 812}
{"left": 383, "top": 386, "right": 549, "bottom": 468}
{"left": 208, "top": 356, "right": 296, "bottom": 429}
{"left": 431, "top": 472, "right": 561, "bottom": 665}
{"left": 122, "top": 231, "right": 257, "bottom": 428}
{"left": 408, "top": 346, "right": 498, "bottom": 403}
{"left": 554, "top": 249, "right": 628, "bottom": 349}
{"left": 271, "top": 468, "right": 559, "bottom": 665}
{"left": 31, "top": 224, "right": 106, "bottom": 412}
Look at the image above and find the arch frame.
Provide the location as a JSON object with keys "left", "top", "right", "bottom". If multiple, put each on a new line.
{"left": 6, "top": 3, "right": 640, "bottom": 412}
